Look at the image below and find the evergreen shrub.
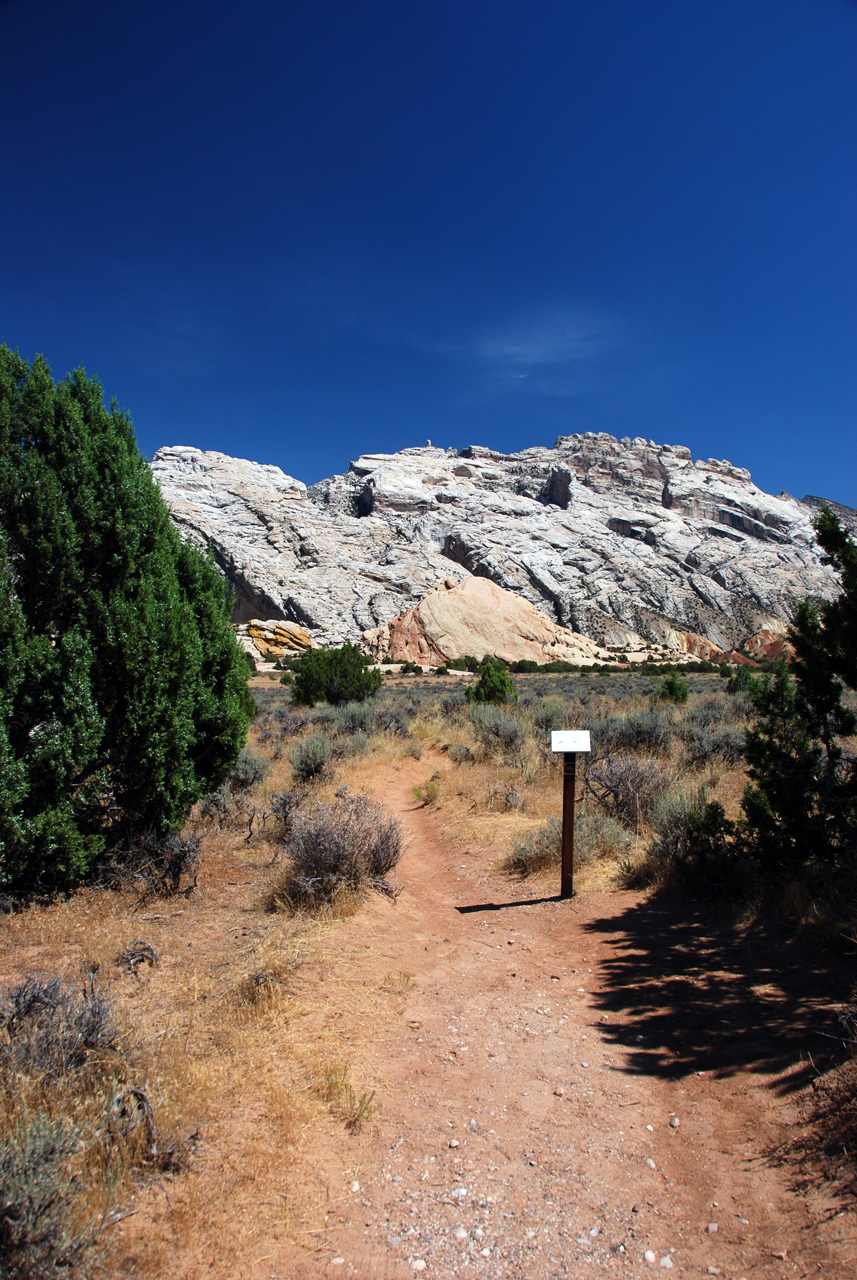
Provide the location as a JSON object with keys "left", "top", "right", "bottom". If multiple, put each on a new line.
{"left": 0, "top": 347, "right": 253, "bottom": 894}
{"left": 466, "top": 659, "right": 517, "bottom": 705}
{"left": 292, "top": 644, "right": 382, "bottom": 706}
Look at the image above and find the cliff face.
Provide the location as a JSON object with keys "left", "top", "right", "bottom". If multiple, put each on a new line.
{"left": 151, "top": 433, "right": 842, "bottom": 655}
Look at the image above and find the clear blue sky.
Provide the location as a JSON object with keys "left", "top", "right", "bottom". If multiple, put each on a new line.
{"left": 2, "top": 0, "right": 855, "bottom": 502}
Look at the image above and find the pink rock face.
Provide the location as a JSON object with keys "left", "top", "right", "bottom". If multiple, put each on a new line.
{"left": 743, "top": 629, "right": 795, "bottom": 663}
{"left": 364, "top": 577, "right": 611, "bottom": 667}
{"left": 723, "top": 650, "right": 760, "bottom": 667}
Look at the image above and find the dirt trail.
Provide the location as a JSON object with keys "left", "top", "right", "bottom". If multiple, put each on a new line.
{"left": 264, "top": 754, "right": 856, "bottom": 1280}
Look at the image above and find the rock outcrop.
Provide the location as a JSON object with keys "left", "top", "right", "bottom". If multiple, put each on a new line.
{"left": 151, "top": 434, "right": 845, "bottom": 658}
{"left": 237, "top": 619, "right": 313, "bottom": 662}
{"left": 362, "top": 576, "right": 613, "bottom": 666}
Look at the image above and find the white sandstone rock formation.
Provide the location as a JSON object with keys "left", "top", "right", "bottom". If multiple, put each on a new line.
{"left": 151, "top": 434, "right": 844, "bottom": 658}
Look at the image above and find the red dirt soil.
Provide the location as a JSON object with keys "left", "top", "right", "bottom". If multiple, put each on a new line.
{"left": 9, "top": 752, "right": 854, "bottom": 1280}
{"left": 222, "top": 757, "right": 856, "bottom": 1278}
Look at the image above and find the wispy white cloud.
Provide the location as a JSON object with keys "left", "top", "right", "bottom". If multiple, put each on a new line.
{"left": 471, "top": 308, "right": 629, "bottom": 398}
{"left": 85, "top": 254, "right": 226, "bottom": 375}
{"left": 265, "top": 261, "right": 647, "bottom": 402}
{"left": 478, "top": 310, "right": 615, "bottom": 368}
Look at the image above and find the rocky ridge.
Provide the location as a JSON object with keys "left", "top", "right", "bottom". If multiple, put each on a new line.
{"left": 151, "top": 434, "right": 844, "bottom": 659}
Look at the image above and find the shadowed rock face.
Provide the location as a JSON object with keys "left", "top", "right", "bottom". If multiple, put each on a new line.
{"left": 151, "top": 434, "right": 841, "bottom": 654}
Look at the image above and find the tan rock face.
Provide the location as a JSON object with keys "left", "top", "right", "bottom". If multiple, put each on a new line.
{"left": 363, "top": 577, "right": 613, "bottom": 666}
{"left": 237, "top": 619, "right": 312, "bottom": 662}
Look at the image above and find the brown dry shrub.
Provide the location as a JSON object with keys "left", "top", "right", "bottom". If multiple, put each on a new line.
{"left": 266, "top": 791, "right": 404, "bottom": 912}
{"left": 586, "top": 752, "right": 674, "bottom": 827}
{"left": 0, "top": 972, "right": 183, "bottom": 1279}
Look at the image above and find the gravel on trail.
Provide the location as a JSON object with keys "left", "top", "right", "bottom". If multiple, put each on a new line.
{"left": 271, "top": 756, "right": 855, "bottom": 1280}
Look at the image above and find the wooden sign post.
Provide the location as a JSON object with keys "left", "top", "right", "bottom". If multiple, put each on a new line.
{"left": 550, "top": 730, "right": 591, "bottom": 900}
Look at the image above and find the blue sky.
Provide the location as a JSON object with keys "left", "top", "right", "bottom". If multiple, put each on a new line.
{"left": 2, "top": 0, "right": 855, "bottom": 502}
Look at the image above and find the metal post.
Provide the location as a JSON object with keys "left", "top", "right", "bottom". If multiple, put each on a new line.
{"left": 561, "top": 751, "right": 576, "bottom": 899}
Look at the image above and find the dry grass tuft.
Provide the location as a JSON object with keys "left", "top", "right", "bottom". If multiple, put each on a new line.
{"left": 0, "top": 969, "right": 188, "bottom": 1278}
{"left": 317, "top": 1064, "right": 377, "bottom": 1132}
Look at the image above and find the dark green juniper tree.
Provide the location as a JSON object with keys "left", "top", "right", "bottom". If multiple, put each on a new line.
{"left": 0, "top": 346, "right": 253, "bottom": 893}
{"left": 292, "top": 643, "right": 383, "bottom": 706}
{"left": 465, "top": 658, "right": 517, "bottom": 705}
{"left": 742, "top": 506, "right": 857, "bottom": 871}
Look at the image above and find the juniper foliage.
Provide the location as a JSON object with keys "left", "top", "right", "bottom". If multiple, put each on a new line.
{"left": 742, "top": 507, "right": 857, "bottom": 870}
{"left": 0, "top": 347, "right": 253, "bottom": 893}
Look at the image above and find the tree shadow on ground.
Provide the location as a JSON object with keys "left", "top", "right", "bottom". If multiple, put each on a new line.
{"left": 582, "top": 890, "right": 856, "bottom": 1093}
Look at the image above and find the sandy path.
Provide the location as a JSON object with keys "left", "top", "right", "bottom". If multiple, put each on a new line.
{"left": 267, "top": 755, "right": 855, "bottom": 1280}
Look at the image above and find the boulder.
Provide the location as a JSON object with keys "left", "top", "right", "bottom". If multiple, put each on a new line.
{"left": 237, "top": 618, "right": 312, "bottom": 661}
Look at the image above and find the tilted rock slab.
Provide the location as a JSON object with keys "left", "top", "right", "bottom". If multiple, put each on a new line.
{"left": 363, "top": 576, "right": 614, "bottom": 666}
{"left": 151, "top": 434, "right": 844, "bottom": 656}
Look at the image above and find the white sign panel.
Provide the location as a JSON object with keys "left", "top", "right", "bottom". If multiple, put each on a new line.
{"left": 551, "top": 730, "right": 591, "bottom": 753}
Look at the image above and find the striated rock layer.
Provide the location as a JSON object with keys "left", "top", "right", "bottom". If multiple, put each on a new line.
{"left": 151, "top": 434, "right": 846, "bottom": 658}
{"left": 236, "top": 619, "right": 313, "bottom": 663}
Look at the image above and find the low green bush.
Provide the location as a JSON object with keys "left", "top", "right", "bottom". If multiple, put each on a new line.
{"left": 466, "top": 660, "right": 517, "bottom": 705}
{"left": 470, "top": 704, "right": 526, "bottom": 754}
{"left": 333, "top": 702, "right": 378, "bottom": 735}
{"left": 0, "top": 973, "right": 174, "bottom": 1279}
{"left": 528, "top": 698, "right": 565, "bottom": 734}
{"left": 374, "top": 706, "right": 412, "bottom": 736}
{"left": 293, "top": 644, "right": 383, "bottom": 706}
{"left": 331, "top": 730, "right": 370, "bottom": 758}
{"left": 447, "top": 655, "right": 480, "bottom": 672}
{"left": 228, "top": 749, "right": 270, "bottom": 792}
{"left": 640, "top": 788, "right": 739, "bottom": 891}
{"left": 653, "top": 673, "right": 690, "bottom": 704}
{"left": 649, "top": 788, "right": 734, "bottom": 864}
{"left": 505, "top": 817, "right": 562, "bottom": 876}
{"left": 504, "top": 808, "right": 633, "bottom": 879}
{"left": 0, "top": 1112, "right": 84, "bottom": 1280}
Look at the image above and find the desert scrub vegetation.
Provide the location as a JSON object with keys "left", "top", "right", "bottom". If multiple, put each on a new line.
{"left": 266, "top": 790, "right": 404, "bottom": 911}
{"left": 289, "top": 731, "right": 333, "bottom": 783}
{"left": 100, "top": 828, "right": 202, "bottom": 897}
{"left": 248, "top": 646, "right": 857, "bottom": 915}
{"left": 465, "top": 658, "right": 518, "bottom": 704}
{"left": 504, "top": 809, "right": 632, "bottom": 878}
{"left": 316, "top": 1064, "right": 377, "bottom": 1132}
{"left": 292, "top": 643, "right": 383, "bottom": 706}
{"left": 245, "top": 662, "right": 753, "bottom": 894}
{"left": 0, "top": 972, "right": 181, "bottom": 1279}
{"left": 195, "top": 748, "right": 271, "bottom": 835}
